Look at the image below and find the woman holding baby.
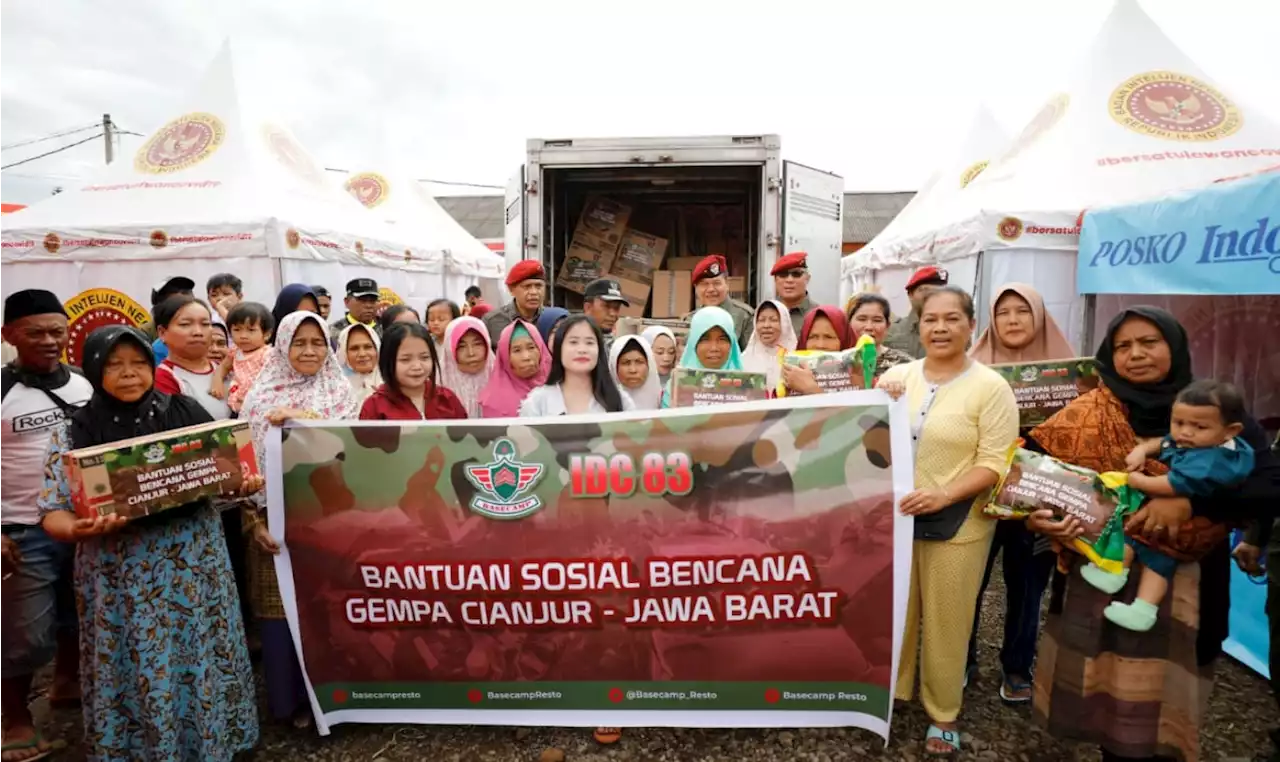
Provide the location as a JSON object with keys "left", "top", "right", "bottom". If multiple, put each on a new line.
{"left": 1025, "top": 305, "right": 1279, "bottom": 762}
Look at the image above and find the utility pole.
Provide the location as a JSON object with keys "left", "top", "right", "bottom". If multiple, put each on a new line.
{"left": 103, "top": 113, "right": 114, "bottom": 165}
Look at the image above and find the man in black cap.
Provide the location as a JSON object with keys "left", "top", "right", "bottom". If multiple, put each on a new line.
{"left": 582, "top": 278, "right": 629, "bottom": 340}
{"left": 330, "top": 277, "right": 381, "bottom": 338}
{"left": 1, "top": 290, "right": 92, "bottom": 757}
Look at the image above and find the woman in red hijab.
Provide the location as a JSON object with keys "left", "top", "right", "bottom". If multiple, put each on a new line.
{"left": 778, "top": 305, "right": 853, "bottom": 395}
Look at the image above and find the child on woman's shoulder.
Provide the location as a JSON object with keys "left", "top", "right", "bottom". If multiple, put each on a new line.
{"left": 211, "top": 301, "right": 274, "bottom": 414}
{"left": 1082, "top": 378, "right": 1255, "bottom": 632}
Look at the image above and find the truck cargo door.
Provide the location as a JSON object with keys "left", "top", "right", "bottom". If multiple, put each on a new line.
{"left": 782, "top": 161, "right": 844, "bottom": 306}
{"left": 502, "top": 166, "right": 526, "bottom": 298}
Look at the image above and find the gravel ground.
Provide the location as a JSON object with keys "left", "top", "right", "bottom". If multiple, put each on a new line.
{"left": 27, "top": 564, "right": 1279, "bottom": 761}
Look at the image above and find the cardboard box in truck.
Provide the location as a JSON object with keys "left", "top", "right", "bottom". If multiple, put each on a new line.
{"left": 727, "top": 276, "right": 746, "bottom": 301}
{"left": 651, "top": 270, "right": 692, "bottom": 318}
{"left": 615, "top": 276, "right": 651, "bottom": 319}
{"left": 576, "top": 196, "right": 632, "bottom": 250}
{"left": 666, "top": 256, "right": 702, "bottom": 272}
{"left": 611, "top": 229, "right": 668, "bottom": 285}
{"left": 557, "top": 236, "right": 616, "bottom": 294}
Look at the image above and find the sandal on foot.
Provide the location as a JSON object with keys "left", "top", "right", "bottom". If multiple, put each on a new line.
{"left": 999, "top": 673, "right": 1032, "bottom": 704}
{"left": 593, "top": 727, "right": 622, "bottom": 744}
{"left": 924, "top": 724, "right": 960, "bottom": 757}
{"left": 2, "top": 731, "right": 67, "bottom": 762}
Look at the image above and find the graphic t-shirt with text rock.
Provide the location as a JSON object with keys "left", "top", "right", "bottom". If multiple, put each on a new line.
{"left": 1, "top": 374, "right": 93, "bottom": 525}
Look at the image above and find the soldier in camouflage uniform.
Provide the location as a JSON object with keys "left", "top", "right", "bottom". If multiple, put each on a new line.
{"left": 681, "top": 255, "right": 753, "bottom": 349}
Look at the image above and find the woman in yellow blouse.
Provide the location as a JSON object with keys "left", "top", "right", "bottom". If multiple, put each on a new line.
{"left": 877, "top": 285, "right": 1019, "bottom": 756}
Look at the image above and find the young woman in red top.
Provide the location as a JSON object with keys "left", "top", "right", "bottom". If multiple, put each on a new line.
{"left": 359, "top": 322, "right": 467, "bottom": 420}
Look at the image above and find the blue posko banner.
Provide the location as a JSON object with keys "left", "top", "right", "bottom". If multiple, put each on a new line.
{"left": 1077, "top": 171, "right": 1280, "bottom": 295}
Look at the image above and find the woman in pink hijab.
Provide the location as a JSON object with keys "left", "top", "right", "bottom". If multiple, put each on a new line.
{"left": 438, "top": 316, "right": 494, "bottom": 418}
{"left": 479, "top": 320, "right": 550, "bottom": 418}
{"left": 970, "top": 282, "right": 1074, "bottom": 364}
{"left": 966, "top": 281, "right": 1075, "bottom": 706}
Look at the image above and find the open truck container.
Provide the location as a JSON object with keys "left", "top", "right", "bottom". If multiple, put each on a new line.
{"left": 503, "top": 135, "right": 844, "bottom": 314}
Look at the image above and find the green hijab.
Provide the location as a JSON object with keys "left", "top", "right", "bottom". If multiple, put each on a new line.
{"left": 661, "top": 306, "right": 744, "bottom": 408}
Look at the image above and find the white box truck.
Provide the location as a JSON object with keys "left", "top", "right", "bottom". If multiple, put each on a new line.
{"left": 503, "top": 135, "right": 844, "bottom": 312}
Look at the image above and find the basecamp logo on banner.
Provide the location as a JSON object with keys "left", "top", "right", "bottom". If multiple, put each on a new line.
{"left": 1109, "top": 71, "right": 1241, "bottom": 142}
{"left": 465, "top": 439, "right": 546, "bottom": 518}
{"left": 63, "top": 288, "right": 149, "bottom": 366}
{"left": 268, "top": 396, "right": 911, "bottom": 738}
{"left": 346, "top": 173, "right": 390, "bottom": 208}
{"left": 135, "top": 113, "right": 225, "bottom": 174}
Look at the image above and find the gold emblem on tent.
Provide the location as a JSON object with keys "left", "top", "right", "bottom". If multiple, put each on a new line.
{"left": 262, "top": 124, "right": 327, "bottom": 187}
{"left": 996, "top": 216, "right": 1023, "bottom": 242}
{"left": 345, "top": 173, "right": 390, "bottom": 209}
{"left": 1110, "top": 71, "right": 1241, "bottom": 142}
{"left": 285, "top": 228, "right": 301, "bottom": 250}
{"left": 150, "top": 230, "right": 169, "bottom": 249}
{"left": 43, "top": 232, "right": 61, "bottom": 254}
{"left": 960, "top": 160, "right": 989, "bottom": 188}
{"left": 135, "top": 113, "right": 225, "bottom": 174}
{"left": 62, "top": 288, "right": 148, "bottom": 367}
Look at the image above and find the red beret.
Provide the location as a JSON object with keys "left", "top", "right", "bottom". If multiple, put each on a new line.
{"left": 906, "top": 265, "right": 948, "bottom": 291}
{"left": 770, "top": 251, "right": 808, "bottom": 275}
{"left": 506, "top": 260, "right": 545, "bottom": 287}
{"left": 692, "top": 254, "right": 728, "bottom": 283}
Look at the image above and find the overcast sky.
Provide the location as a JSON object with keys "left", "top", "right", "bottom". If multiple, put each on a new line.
{"left": 2, "top": 0, "right": 1278, "bottom": 205}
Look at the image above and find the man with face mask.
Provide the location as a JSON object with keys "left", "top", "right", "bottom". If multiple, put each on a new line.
{"left": 682, "top": 254, "right": 753, "bottom": 349}
{"left": 883, "top": 266, "right": 949, "bottom": 358}
{"left": 485, "top": 260, "right": 546, "bottom": 349}
{"left": 771, "top": 251, "right": 815, "bottom": 337}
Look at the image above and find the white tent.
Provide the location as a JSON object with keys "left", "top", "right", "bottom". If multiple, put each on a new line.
{"left": 851, "top": 0, "right": 1280, "bottom": 350}
{"left": 840, "top": 107, "right": 1008, "bottom": 316}
{"left": 0, "top": 42, "right": 478, "bottom": 319}
{"left": 342, "top": 171, "right": 505, "bottom": 307}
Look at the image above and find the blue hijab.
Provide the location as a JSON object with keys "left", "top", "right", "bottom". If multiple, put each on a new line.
{"left": 661, "top": 306, "right": 744, "bottom": 407}
{"left": 535, "top": 307, "right": 569, "bottom": 346}
{"left": 272, "top": 283, "right": 318, "bottom": 334}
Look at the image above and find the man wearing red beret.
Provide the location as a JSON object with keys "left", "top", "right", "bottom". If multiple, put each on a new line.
{"left": 883, "top": 265, "right": 948, "bottom": 358}
{"left": 771, "top": 251, "right": 816, "bottom": 336}
{"left": 484, "top": 260, "right": 546, "bottom": 348}
{"left": 682, "top": 254, "right": 753, "bottom": 349}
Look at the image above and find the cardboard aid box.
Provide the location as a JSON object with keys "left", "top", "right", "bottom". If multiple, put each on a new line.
{"left": 614, "top": 276, "right": 651, "bottom": 319}
{"left": 651, "top": 270, "right": 692, "bottom": 318}
{"left": 65, "top": 419, "right": 258, "bottom": 520}
{"left": 557, "top": 236, "right": 616, "bottom": 295}
{"left": 611, "top": 229, "right": 668, "bottom": 285}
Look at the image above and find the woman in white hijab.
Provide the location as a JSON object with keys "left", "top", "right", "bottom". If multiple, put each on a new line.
{"left": 741, "top": 299, "right": 798, "bottom": 388}
{"left": 336, "top": 322, "right": 382, "bottom": 405}
{"left": 640, "top": 326, "right": 678, "bottom": 389}
{"left": 608, "top": 334, "right": 663, "bottom": 410}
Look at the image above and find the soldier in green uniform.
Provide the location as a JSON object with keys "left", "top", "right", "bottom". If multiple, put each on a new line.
{"left": 771, "top": 251, "right": 816, "bottom": 337}
{"left": 883, "top": 265, "right": 948, "bottom": 359}
{"left": 681, "top": 255, "right": 753, "bottom": 349}
{"left": 483, "top": 260, "right": 545, "bottom": 349}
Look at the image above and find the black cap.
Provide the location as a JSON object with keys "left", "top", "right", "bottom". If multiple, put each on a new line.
{"left": 311, "top": 285, "right": 330, "bottom": 298}
{"left": 584, "top": 278, "right": 629, "bottom": 305}
{"left": 150, "top": 276, "right": 195, "bottom": 306}
{"left": 4, "top": 289, "right": 66, "bottom": 324}
{"left": 345, "top": 278, "right": 379, "bottom": 298}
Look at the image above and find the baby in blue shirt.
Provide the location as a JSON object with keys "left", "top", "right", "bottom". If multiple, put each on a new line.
{"left": 1082, "top": 379, "right": 1255, "bottom": 632}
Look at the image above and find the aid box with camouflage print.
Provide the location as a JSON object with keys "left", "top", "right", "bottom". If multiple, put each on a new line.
{"left": 64, "top": 419, "right": 258, "bottom": 520}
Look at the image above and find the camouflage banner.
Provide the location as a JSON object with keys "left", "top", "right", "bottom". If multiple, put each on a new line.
{"left": 267, "top": 393, "right": 913, "bottom": 738}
